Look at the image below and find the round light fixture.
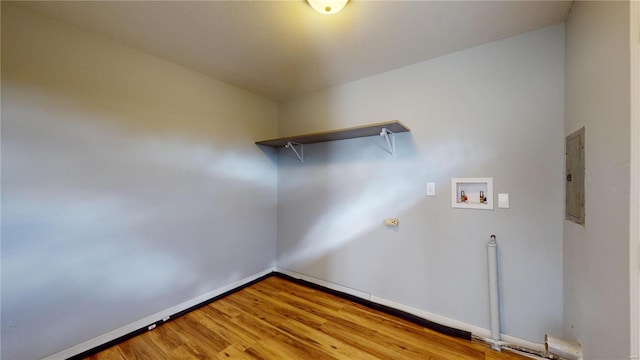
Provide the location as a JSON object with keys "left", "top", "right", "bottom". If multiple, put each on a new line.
{"left": 307, "top": 0, "right": 348, "bottom": 15}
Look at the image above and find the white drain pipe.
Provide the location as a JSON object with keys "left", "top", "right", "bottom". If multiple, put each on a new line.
{"left": 545, "top": 335, "right": 583, "bottom": 360}
{"left": 487, "top": 234, "right": 502, "bottom": 351}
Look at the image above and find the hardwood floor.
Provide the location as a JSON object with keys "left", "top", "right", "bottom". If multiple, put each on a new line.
{"left": 85, "top": 276, "right": 530, "bottom": 360}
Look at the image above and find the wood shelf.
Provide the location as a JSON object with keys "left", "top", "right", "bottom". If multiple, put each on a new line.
{"left": 255, "top": 120, "right": 410, "bottom": 147}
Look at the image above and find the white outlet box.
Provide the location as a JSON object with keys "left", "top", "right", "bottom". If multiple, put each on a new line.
{"left": 451, "top": 178, "right": 494, "bottom": 210}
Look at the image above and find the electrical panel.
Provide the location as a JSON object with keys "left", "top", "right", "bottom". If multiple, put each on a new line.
{"left": 566, "top": 127, "right": 585, "bottom": 224}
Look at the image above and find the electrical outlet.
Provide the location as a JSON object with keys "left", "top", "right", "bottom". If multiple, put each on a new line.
{"left": 384, "top": 218, "right": 399, "bottom": 227}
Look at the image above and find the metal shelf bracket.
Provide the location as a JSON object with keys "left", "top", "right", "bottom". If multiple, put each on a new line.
{"left": 285, "top": 141, "right": 304, "bottom": 162}
{"left": 380, "top": 128, "right": 396, "bottom": 157}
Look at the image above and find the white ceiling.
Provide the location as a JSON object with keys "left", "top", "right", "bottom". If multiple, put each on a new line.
{"left": 16, "top": 1, "right": 573, "bottom": 102}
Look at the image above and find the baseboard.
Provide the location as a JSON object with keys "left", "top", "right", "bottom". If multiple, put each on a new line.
{"left": 275, "top": 268, "right": 371, "bottom": 300}
{"left": 44, "top": 267, "right": 276, "bottom": 360}
{"left": 46, "top": 266, "right": 545, "bottom": 359}
{"left": 274, "top": 268, "right": 472, "bottom": 341}
{"left": 276, "top": 267, "right": 546, "bottom": 355}
{"left": 370, "top": 294, "right": 546, "bottom": 353}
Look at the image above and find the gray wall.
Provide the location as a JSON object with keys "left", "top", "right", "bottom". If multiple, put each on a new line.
{"left": 1, "top": 4, "right": 278, "bottom": 359}
{"left": 277, "top": 24, "right": 565, "bottom": 344}
{"left": 563, "top": 1, "right": 631, "bottom": 358}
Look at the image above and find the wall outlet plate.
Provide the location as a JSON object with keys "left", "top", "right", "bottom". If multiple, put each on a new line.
{"left": 426, "top": 182, "right": 436, "bottom": 196}
{"left": 498, "top": 193, "right": 510, "bottom": 208}
{"left": 384, "top": 218, "right": 399, "bottom": 226}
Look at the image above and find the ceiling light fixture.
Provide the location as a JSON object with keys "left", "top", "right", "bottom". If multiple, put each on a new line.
{"left": 307, "top": 0, "right": 348, "bottom": 15}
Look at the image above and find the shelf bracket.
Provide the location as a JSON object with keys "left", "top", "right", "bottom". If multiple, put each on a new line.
{"left": 380, "top": 128, "right": 396, "bottom": 157}
{"left": 285, "top": 141, "right": 304, "bottom": 162}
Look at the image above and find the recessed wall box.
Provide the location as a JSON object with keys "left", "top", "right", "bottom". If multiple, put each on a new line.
{"left": 451, "top": 178, "right": 494, "bottom": 210}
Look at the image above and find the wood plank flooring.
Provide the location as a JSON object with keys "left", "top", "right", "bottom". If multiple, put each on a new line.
{"left": 85, "top": 276, "right": 530, "bottom": 360}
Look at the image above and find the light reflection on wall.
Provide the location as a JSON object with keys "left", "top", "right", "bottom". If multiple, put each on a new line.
{"left": 2, "top": 5, "right": 278, "bottom": 357}
{"left": 277, "top": 134, "right": 474, "bottom": 270}
{"left": 1, "top": 111, "right": 277, "bottom": 358}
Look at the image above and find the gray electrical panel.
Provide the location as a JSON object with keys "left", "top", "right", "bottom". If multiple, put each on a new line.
{"left": 566, "top": 127, "right": 585, "bottom": 224}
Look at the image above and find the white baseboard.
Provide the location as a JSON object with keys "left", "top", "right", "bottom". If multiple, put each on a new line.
{"left": 277, "top": 267, "right": 546, "bottom": 355}
{"left": 42, "top": 267, "right": 276, "bottom": 360}
{"left": 276, "top": 268, "right": 371, "bottom": 300}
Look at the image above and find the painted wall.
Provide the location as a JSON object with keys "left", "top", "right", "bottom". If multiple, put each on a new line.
{"left": 1, "top": 4, "right": 278, "bottom": 359}
{"left": 563, "top": 1, "right": 631, "bottom": 358}
{"left": 277, "top": 24, "right": 565, "bottom": 344}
